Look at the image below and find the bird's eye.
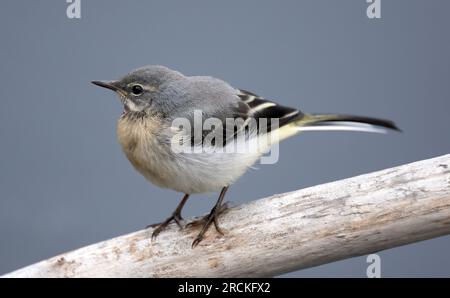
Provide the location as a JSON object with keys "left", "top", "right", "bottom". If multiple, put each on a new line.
{"left": 131, "top": 84, "right": 144, "bottom": 95}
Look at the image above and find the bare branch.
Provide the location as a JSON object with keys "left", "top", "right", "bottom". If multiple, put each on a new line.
{"left": 3, "top": 154, "right": 450, "bottom": 277}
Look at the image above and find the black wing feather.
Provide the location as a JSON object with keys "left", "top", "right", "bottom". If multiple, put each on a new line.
{"left": 237, "top": 89, "right": 304, "bottom": 131}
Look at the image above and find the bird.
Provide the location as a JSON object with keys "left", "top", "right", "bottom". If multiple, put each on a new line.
{"left": 92, "top": 65, "right": 399, "bottom": 247}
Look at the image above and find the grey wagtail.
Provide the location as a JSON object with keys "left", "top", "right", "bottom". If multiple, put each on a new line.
{"left": 92, "top": 65, "right": 399, "bottom": 247}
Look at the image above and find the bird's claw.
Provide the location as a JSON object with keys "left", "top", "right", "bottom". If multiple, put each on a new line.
{"left": 190, "top": 205, "right": 228, "bottom": 248}
{"left": 191, "top": 235, "right": 203, "bottom": 248}
{"left": 148, "top": 214, "right": 184, "bottom": 240}
{"left": 186, "top": 202, "right": 229, "bottom": 228}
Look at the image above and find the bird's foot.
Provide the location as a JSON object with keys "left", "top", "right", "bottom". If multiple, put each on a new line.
{"left": 189, "top": 203, "right": 229, "bottom": 248}
{"left": 147, "top": 213, "right": 184, "bottom": 240}
{"left": 186, "top": 202, "right": 229, "bottom": 228}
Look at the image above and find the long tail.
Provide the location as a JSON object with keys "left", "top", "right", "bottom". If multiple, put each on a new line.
{"left": 294, "top": 114, "right": 400, "bottom": 134}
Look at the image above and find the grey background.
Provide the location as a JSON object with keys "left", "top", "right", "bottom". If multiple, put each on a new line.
{"left": 0, "top": 0, "right": 449, "bottom": 277}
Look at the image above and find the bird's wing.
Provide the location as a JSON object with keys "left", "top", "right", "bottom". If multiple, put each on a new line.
{"left": 184, "top": 88, "right": 304, "bottom": 148}
{"left": 201, "top": 89, "right": 305, "bottom": 148}
{"left": 236, "top": 89, "right": 304, "bottom": 132}
{"left": 179, "top": 84, "right": 399, "bottom": 151}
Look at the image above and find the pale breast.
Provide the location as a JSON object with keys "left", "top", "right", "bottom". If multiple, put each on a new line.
{"left": 117, "top": 115, "right": 174, "bottom": 189}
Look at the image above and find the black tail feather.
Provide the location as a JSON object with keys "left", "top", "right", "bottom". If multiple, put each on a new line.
{"left": 308, "top": 114, "right": 401, "bottom": 132}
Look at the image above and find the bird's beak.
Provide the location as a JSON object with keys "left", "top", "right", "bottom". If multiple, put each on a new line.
{"left": 91, "top": 80, "right": 120, "bottom": 92}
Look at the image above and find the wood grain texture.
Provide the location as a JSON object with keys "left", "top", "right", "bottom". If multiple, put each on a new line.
{"left": 3, "top": 154, "right": 450, "bottom": 278}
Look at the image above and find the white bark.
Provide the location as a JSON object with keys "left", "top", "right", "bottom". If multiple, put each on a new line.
{"left": 3, "top": 154, "right": 450, "bottom": 278}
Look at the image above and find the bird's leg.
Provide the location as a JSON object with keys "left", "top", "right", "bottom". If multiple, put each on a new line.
{"left": 192, "top": 186, "right": 229, "bottom": 248}
{"left": 149, "top": 194, "right": 190, "bottom": 239}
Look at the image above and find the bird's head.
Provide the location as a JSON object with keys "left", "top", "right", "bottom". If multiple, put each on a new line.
{"left": 92, "top": 65, "right": 183, "bottom": 115}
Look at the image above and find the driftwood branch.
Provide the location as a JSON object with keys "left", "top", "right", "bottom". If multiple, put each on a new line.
{"left": 3, "top": 154, "right": 450, "bottom": 277}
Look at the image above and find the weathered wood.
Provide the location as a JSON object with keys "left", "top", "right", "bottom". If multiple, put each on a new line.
{"left": 3, "top": 154, "right": 450, "bottom": 278}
